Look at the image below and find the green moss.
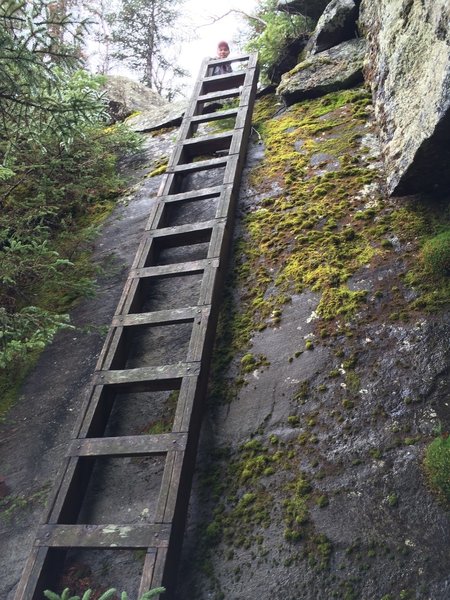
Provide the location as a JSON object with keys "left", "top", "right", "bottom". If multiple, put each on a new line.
{"left": 252, "top": 95, "right": 280, "bottom": 130}
{"left": 294, "top": 380, "right": 310, "bottom": 402}
{"left": 241, "top": 353, "right": 270, "bottom": 373}
{"left": 317, "top": 287, "right": 367, "bottom": 321}
{"left": 389, "top": 202, "right": 450, "bottom": 312}
{"left": 387, "top": 493, "right": 398, "bottom": 507}
{"left": 242, "top": 89, "right": 382, "bottom": 331}
{"left": 241, "top": 353, "right": 256, "bottom": 370}
{"left": 0, "top": 484, "right": 50, "bottom": 521}
{"left": 421, "top": 230, "right": 450, "bottom": 276}
{"left": 199, "top": 84, "right": 450, "bottom": 582}
{"left": 424, "top": 435, "right": 450, "bottom": 504}
{"left": 345, "top": 371, "right": 360, "bottom": 395}
{"left": 308, "top": 533, "right": 332, "bottom": 570}
{"left": 403, "top": 436, "right": 421, "bottom": 446}
{"left": 148, "top": 158, "right": 168, "bottom": 177}
{"left": 315, "top": 494, "right": 329, "bottom": 508}
{"left": 283, "top": 476, "right": 311, "bottom": 540}
{"left": 142, "top": 390, "right": 178, "bottom": 434}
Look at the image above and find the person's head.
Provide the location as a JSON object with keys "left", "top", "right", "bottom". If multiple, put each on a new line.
{"left": 217, "top": 41, "right": 230, "bottom": 59}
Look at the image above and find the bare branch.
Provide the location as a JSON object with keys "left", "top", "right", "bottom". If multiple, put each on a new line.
{"left": 195, "top": 9, "right": 268, "bottom": 31}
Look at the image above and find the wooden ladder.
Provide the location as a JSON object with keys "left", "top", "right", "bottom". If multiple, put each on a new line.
{"left": 14, "top": 52, "right": 259, "bottom": 600}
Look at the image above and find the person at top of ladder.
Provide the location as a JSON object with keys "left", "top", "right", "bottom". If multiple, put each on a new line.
{"left": 211, "top": 41, "right": 233, "bottom": 76}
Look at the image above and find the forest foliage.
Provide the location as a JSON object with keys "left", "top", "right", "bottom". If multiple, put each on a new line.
{"left": 0, "top": 1, "right": 140, "bottom": 382}
{"left": 243, "top": 0, "right": 311, "bottom": 83}
{"left": 108, "top": 0, "right": 188, "bottom": 99}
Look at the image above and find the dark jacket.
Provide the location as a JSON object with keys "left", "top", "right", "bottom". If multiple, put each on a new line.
{"left": 211, "top": 62, "right": 232, "bottom": 76}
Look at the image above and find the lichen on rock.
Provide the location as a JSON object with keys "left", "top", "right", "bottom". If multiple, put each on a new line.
{"left": 360, "top": 0, "right": 450, "bottom": 195}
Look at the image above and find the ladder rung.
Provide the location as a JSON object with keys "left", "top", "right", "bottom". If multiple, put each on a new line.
{"left": 93, "top": 363, "right": 200, "bottom": 388}
{"left": 182, "top": 131, "right": 232, "bottom": 152}
{"left": 160, "top": 185, "right": 223, "bottom": 203}
{"left": 131, "top": 257, "right": 219, "bottom": 279}
{"left": 112, "top": 306, "right": 206, "bottom": 327}
{"left": 67, "top": 433, "right": 188, "bottom": 457}
{"left": 35, "top": 523, "right": 171, "bottom": 549}
{"left": 208, "top": 53, "right": 251, "bottom": 67}
{"left": 170, "top": 156, "right": 228, "bottom": 174}
{"left": 197, "top": 87, "right": 241, "bottom": 103}
{"left": 203, "top": 71, "right": 245, "bottom": 84}
{"left": 202, "top": 72, "right": 246, "bottom": 93}
{"left": 190, "top": 108, "right": 239, "bottom": 124}
{"left": 146, "top": 218, "right": 221, "bottom": 240}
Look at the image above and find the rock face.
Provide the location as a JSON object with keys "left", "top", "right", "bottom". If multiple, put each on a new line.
{"left": 277, "top": 38, "right": 366, "bottom": 105}
{"left": 125, "top": 100, "right": 186, "bottom": 132}
{"left": 360, "top": 0, "right": 450, "bottom": 195}
{"left": 103, "top": 75, "right": 166, "bottom": 122}
{"left": 276, "top": 0, "right": 330, "bottom": 22}
{"left": 306, "top": 0, "right": 359, "bottom": 55}
{"left": 267, "top": 35, "right": 310, "bottom": 84}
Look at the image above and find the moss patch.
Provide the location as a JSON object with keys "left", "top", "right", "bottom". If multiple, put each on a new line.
{"left": 197, "top": 435, "right": 331, "bottom": 570}
{"left": 423, "top": 435, "right": 450, "bottom": 504}
{"left": 148, "top": 157, "right": 168, "bottom": 177}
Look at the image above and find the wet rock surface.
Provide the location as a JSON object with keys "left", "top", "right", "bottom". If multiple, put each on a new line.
{"left": 0, "top": 130, "right": 175, "bottom": 599}
{"left": 360, "top": 0, "right": 450, "bottom": 195}
{"left": 277, "top": 38, "right": 366, "bottom": 105}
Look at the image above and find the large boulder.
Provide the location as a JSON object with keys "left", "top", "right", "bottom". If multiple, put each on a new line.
{"left": 267, "top": 34, "right": 310, "bottom": 84}
{"left": 306, "top": 0, "right": 359, "bottom": 55}
{"left": 277, "top": 38, "right": 366, "bottom": 105}
{"left": 102, "top": 75, "right": 166, "bottom": 122}
{"left": 125, "top": 100, "right": 186, "bottom": 132}
{"left": 360, "top": 0, "right": 450, "bottom": 195}
{"left": 276, "top": 0, "right": 330, "bottom": 22}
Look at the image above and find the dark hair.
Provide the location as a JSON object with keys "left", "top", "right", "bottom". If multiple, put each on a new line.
{"left": 217, "top": 41, "right": 229, "bottom": 50}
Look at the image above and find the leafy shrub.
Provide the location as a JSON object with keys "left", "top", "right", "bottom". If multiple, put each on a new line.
{"left": 0, "top": 307, "right": 72, "bottom": 369}
{"left": 0, "top": 117, "right": 140, "bottom": 371}
{"left": 0, "top": 2, "right": 141, "bottom": 376}
{"left": 422, "top": 230, "right": 450, "bottom": 277}
{"left": 243, "top": 0, "right": 311, "bottom": 83}
{"left": 424, "top": 435, "right": 450, "bottom": 504}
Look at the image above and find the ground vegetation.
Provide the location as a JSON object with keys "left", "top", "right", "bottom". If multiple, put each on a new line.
{"left": 0, "top": 0, "right": 140, "bottom": 417}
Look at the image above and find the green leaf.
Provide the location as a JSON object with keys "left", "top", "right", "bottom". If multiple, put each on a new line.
{"left": 97, "top": 589, "right": 117, "bottom": 600}
{"left": 140, "top": 588, "right": 166, "bottom": 599}
{"left": 43, "top": 591, "right": 61, "bottom": 600}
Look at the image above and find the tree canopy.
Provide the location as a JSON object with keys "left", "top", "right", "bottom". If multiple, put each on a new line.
{"left": 243, "top": 0, "right": 311, "bottom": 83}
{"left": 0, "top": 0, "right": 106, "bottom": 164}
{"left": 108, "top": 0, "right": 188, "bottom": 100}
